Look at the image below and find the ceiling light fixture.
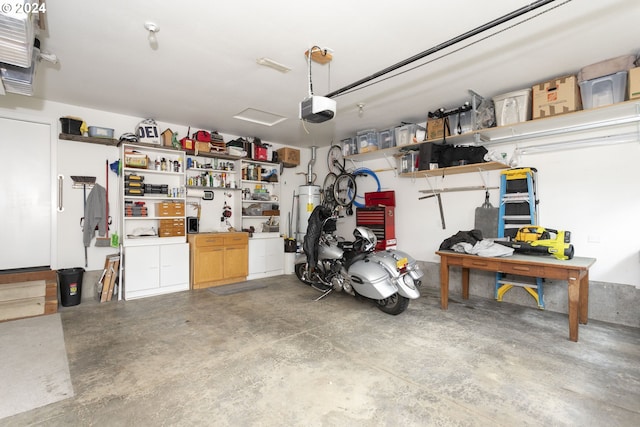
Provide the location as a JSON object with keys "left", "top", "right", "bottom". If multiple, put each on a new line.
{"left": 256, "top": 57, "right": 291, "bottom": 73}
{"left": 144, "top": 22, "right": 160, "bottom": 46}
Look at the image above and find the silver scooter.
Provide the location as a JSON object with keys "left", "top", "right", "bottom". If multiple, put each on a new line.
{"left": 295, "top": 207, "right": 423, "bottom": 315}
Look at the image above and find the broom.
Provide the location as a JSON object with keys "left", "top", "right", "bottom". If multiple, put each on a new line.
{"left": 95, "top": 159, "right": 112, "bottom": 247}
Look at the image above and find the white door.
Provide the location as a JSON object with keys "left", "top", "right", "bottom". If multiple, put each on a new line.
{"left": 160, "top": 243, "right": 189, "bottom": 288}
{"left": 56, "top": 139, "right": 118, "bottom": 270}
{"left": 124, "top": 245, "right": 160, "bottom": 296}
{"left": 0, "top": 117, "right": 51, "bottom": 270}
{"left": 248, "top": 239, "right": 266, "bottom": 276}
{"left": 265, "top": 237, "right": 284, "bottom": 273}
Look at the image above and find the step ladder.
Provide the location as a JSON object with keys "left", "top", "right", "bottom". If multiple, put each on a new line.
{"left": 495, "top": 168, "right": 545, "bottom": 309}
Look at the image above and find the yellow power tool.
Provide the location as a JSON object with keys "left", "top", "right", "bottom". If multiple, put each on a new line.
{"left": 498, "top": 225, "right": 575, "bottom": 260}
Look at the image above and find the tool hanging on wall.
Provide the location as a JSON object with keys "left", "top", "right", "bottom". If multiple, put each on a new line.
{"left": 71, "top": 175, "right": 96, "bottom": 267}
{"left": 95, "top": 160, "right": 112, "bottom": 247}
{"left": 419, "top": 184, "right": 499, "bottom": 230}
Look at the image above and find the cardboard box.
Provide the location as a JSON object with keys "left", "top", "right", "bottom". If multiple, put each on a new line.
{"left": 427, "top": 117, "right": 450, "bottom": 140}
{"left": 195, "top": 141, "right": 210, "bottom": 153}
{"left": 629, "top": 67, "right": 640, "bottom": 100}
{"left": 124, "top": 153, "right": 149, "bottom": 169}
{"left": 277, "top": 147, "right": 300, "bottom": 167}
{"left": 532, "top": 75, "right": 582, "bottom": 119}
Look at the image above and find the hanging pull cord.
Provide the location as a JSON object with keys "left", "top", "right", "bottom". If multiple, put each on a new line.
{"left": 482, "top": 190, "right": 493, "bottom": 209}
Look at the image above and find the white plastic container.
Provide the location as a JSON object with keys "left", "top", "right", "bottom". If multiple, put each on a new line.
{"left": 579, "top": 71, "right": 627, "bottom": 109}
{"left": 88, "top": 126, "right": 115, "bottom": 138}
{"left": 492, "top": 89, "right": 532, "bottom": 126}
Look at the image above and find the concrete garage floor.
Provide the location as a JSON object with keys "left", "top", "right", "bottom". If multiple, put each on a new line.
{"left": 5, "top": 275, "right": 640, "bottom": 426}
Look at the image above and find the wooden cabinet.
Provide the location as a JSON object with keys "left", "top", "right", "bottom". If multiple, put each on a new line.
{"left": 123, "top": 243, "right": 189, "bottom": 300}
{"left": 188, "top": 232, "right": 248, "bottom": 289}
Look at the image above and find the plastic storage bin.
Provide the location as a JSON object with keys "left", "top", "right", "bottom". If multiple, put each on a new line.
{"left": 492, "top": 89, "right": 532, "bottom": 126}
{"left": 88, "top": 126, "right": 115, "bottom": 138}
{"left": 579, "top": 71, "right": 627, "bottom": 109}
{"left": 60, "top": 117, "right": 83, "bottom": 135}
{"left": 395, "top": 124, "right": 417, "bottom": 146}
{"left": 400, "top": 152, "right": 418, "bottom": 174}
{"left": 357, "top": 129, "right": 378, "bottom": 153}
{"left": 58, "top": 267, "right": 84, "bottom": 307}
{"left": 377, "top": 129, "right": 395, "bottom": 149}
{"left": 341, "top": 137, "right": 357, "bottom": 156}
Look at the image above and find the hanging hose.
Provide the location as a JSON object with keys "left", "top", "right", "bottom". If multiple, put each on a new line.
{"left": 350, "top": 167, "right": 381, "bottom": 208}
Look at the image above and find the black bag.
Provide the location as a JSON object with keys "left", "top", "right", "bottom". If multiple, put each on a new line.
{"left": 436, "top": 145, "right": 488, "bottom": 168}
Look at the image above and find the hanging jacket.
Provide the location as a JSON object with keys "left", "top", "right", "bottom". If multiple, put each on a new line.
{"left": 83, "top": 184, "right": 106, "bottom": 247}
{"left": 303, "top": 205, "right": 332, "bottom": 268}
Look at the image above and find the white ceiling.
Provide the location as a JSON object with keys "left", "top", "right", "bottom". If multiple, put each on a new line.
{"left": 10, "top": 0, "right": 640, "bottom": 148}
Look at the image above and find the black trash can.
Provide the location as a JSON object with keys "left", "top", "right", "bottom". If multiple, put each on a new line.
{"left": 58, "top": 268, "right": 84, "bottom": 307}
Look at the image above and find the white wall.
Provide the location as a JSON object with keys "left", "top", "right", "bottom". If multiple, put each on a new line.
{"left": 2, "top": 96, "right": 638, "bottom": 288}
{"left": 0, "top": 96, "right": 311, "bottom": 271}
{"left": 333, "top": 134, "right": 640, "bottom": 288}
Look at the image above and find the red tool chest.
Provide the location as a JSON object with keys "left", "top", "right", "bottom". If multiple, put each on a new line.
{"left": 356, "top": 206, "right": 396, "bottom": 251}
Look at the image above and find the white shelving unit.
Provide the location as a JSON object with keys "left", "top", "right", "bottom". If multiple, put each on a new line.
{"left": 240, "top": 159, "right": 283, "bottom": 279}
{"left": 120, "top": 143, "right": 189, "bottom": 300}
{"left": 184, "top": 152, "right": 242, "bottom": 191}
{"left": 183, "top": 151, "right": 244, "bottom": 231}
{"left": 240, "top": 159, "right": 281, "bottom": 234}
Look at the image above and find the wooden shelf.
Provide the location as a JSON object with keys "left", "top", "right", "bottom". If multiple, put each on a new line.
{"left": 399, "top": 161, "right": 509, "bottom": 178}
{"left": 184, "top": 149, "right": 243, "bottom": 161}
{"left": 185, "top": 185, "right": 241, "bottom": 191}
{"left": 59, "top": 133, "right": 119, "bottom": 146}
{"left": 345, "top": 100, "right": 640, "bottom": 162}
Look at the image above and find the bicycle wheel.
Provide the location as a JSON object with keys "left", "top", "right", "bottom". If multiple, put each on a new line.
{"left": 322, "top": 172, "right": 338, "bottom": 207}
{"left": 327, "top": 145, "right": 344, "bottom": 175}
{"left": 333, "top": 173, "right": 357, "bottom": 207}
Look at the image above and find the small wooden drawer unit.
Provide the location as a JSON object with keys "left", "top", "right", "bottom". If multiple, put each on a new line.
{"left": 159, "top": 219, "right": 185, "bottom": 237}
{"left": 188, "top": 232, "right": 249, "bottom": 289}
{"left": 156, "top": 202, "right": 185, "bottom": 217}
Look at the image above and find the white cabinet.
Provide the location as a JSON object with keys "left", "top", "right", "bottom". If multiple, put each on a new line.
{"left": 120, "top": 143, "right": 189, "bottom": 300}
{"left": 123, "top": 243, "right": 189, "bottom": 300}
{"left": 248, "top": 235, "right": 284, "bottom": 280}
{"left": 241, "top": 159, "right": 281, "bottom": 234}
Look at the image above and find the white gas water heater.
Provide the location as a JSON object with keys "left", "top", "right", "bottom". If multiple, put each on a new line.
{"left": 296, "top": 146, "right": 321, "bottom": 242}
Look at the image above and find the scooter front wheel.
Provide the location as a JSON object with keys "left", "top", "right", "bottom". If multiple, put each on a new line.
{"left": 376, "top": 293, "right": 410, "bottom": 315}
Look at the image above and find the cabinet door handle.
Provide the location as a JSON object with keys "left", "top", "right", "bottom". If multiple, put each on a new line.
{"left": 512, "top": 266, "right": 530, "bottom": 272}
{"left": 471, "top": 261, "right": 488, "bottom": 267}
{"left": 57, "top": 174, "right": 64, "bottom": 212}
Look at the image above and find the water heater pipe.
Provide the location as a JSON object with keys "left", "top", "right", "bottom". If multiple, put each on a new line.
{"left": 307, "top": 146, "right": 317, "bottom": 185}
